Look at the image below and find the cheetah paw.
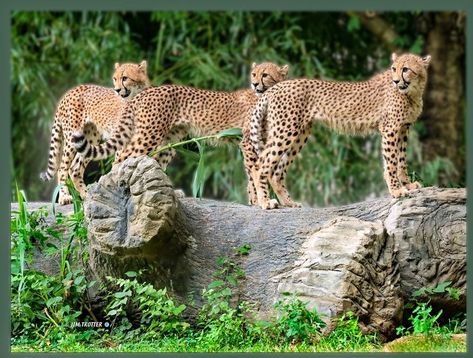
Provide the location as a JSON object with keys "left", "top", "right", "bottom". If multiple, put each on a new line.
{"left": 282, "top": 200, "right": 302, "bottom": 208}
{"left": 58, "top": 192, "right": 73, "bottom": 205}
{"left": 404, "top": 181, "right": 422, "bottom": 191}
{"left": 261, "top": 199, "right": 279, "bottom": 210}
{"left": 390, "top": 186, "right": 409, "bottom": 199}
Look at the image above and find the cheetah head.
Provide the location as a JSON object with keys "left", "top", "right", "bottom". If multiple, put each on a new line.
{"left": 113, "top": 60, "right": 150, "bottom": 99}
{"left": 251, "top": 62, "right": 289, "bottom": 96}
{"left": 391, "top": 53, "right": 431, "bottom": 95}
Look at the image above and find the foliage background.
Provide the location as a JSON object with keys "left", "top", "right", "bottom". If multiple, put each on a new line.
{"left": 11, "top": 11, "right": 465, "bottom": 206}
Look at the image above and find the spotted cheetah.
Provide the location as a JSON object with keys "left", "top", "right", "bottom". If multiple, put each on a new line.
{"left": 246, "top": 53, "right": 431, "bottom": 209}
{"left": 40, "top": 60, "right": 150, "bottom": 204}
{"left": 71, "top": 62, "right": 288, "bottom": 202}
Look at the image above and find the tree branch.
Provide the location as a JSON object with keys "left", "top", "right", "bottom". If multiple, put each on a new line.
{"left": 347, "top": 12, "right": 400, "bottom": 53}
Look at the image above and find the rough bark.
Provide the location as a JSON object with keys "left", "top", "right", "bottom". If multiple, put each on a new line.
{"left": 79, "top": 156, "right": 466, "bottom": 339}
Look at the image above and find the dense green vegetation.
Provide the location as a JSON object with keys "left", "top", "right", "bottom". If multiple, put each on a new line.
{"left": 11, "top": 11, "right": 465, "bottom": 206}
{"left": 11, "top": 192, "right": 466, "bottom": 352}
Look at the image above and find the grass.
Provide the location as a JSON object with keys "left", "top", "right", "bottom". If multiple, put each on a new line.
{"left": 12, "top": 333, "right": 466, "bottom": 352}
{"left": 383, "top": 334, "right": 466, "bottom": 352}
{"left": 11, "top": 335, "right": 378, "bottom": 353}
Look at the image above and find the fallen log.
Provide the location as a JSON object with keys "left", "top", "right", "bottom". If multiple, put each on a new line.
{"left": 82, "top": 156, "right": 466, "bottom": 339}
{"left": 12, "top": 155, "right": 466, "bottom": 340}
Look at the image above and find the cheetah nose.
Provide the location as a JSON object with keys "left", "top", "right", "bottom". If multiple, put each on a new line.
{"left": 252, "top": 82, "right": 259, "bottom": 87}
{"left": 393, "top": 80, "right": 400, "bottom": 84}
{"left": 114, "top": 88, "right": 121, "bottom": 94}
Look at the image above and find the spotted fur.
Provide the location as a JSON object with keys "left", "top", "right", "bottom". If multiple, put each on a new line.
{"left": 246, "top": 53, "right": 431, "bottom": 209}
{"left": 40, "top": 61, "right": 150, "bottom": 205}
{"left": 72, "top": 62, "right": 288, "bottom": 203}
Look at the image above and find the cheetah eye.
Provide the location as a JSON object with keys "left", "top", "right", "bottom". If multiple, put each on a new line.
{"left": 113, "top": 77, "right": 117, "bottom": 82}
{"left": 251, "top": 73, "right": 256, "bottom": 77}
{"left": 262, "top": 73, "right": 268, "bottom": 78}
{"left": 402, "top": 67, "right": 409, "bottom": 73}
{"left": 122, "top": 76, "right": 128, "bottom": 81}
{"left": 391, "top": 67, "right": 396, "bottom": 71}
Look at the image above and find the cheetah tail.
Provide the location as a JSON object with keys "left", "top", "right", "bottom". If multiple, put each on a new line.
{"left": 40, "top": 117, "right": 63, "bottom": 182}
{"left": 72, "top": 103, "right": 135, "bottom": 160}
{"left": 249, "top": 94, "right": 269, "bottom": 156}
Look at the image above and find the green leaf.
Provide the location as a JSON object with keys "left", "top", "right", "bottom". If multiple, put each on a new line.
{"left": 114, "top": 290, "right": 132, "bottom": 298}
{"left": 46, "top": 296, "right": 63, "bottom": 307}
{"left": 433, "top": 281, "right": 452, "bottom": 293}
{"left": 208, "top": 280, "right": 225, "bottom": 288}
{"left": 216, "top": 127, "right": 242, "bottom": 138}
{"left": 192, "top": 140, "right": 207, "bottom": 198}
{"left": 221, "top": 287, "right": 232, "bottom": 296}
{"left": 124, "top": 271, "right": 137, "bottom": 278}
{"left": 173, "top": 304, "right": 186, "bottom": 315}
{"left": 347, "top": 15, "right": 360, "bottom": 32}
{"left": 227, "top": 275, "right": 238, "bottom": 286}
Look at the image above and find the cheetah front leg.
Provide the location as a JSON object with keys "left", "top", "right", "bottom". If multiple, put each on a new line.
{"left": 397, "top": 124, "right": 422, "bottom": 191}
{"left": 381, "top": 127, "right": 408, "bottom": 198}
{"left": 269, "top": 125, "right": 311, "bottom": 208}
{"left": 255, "top": 137, "right": 298, "bottom": 210}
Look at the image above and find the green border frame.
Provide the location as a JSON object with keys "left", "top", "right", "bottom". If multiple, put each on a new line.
{"left": 2, "top": 1, "right": 470, "bottom": 357}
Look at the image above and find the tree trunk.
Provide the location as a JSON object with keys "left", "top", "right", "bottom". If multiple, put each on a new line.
{"left": 421, "top": 12, "right": 465, "bottom": 185}
{"left": 79, "top": 156, "right": 466, "bottom": 340}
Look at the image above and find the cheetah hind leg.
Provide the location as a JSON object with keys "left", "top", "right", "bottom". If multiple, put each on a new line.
{"left": 153, "top": 125, "right": 188, "bottom": 170}
{"left": 69, "top": 154, "right": 88, "bottom": 201}
{"left": 269, "top": 155, "right": 302, "bottom": 208}
{"left": 57, "top": 138, "right": 77, "bottom": 205}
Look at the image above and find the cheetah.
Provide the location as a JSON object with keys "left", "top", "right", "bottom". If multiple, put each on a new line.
{"left": 71, "top": 62, "right": 288, "bottom": 203}
{"left": 40, "top": 60, "right": 151, "bottom": 204}
{"left": 246, "top": 53, "right": 431, "bottom": 209}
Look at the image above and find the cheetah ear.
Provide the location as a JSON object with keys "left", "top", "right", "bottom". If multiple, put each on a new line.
{"left": 279, "top": 64, "right": 289, "bottom": 77}
{"left": 391, "top": 53, "right": 398, "bottom": 62}
{"left": 114, "top": 62, "right": 120, "bottom": 69}
{"left": 422, "top": 55, "right": 431, "bottom": 67}
{"left": 251, "top": 62, "right": 257, "bottom": 69}
{"left": 139, "top": 60, "right": 148, "bottom": 72}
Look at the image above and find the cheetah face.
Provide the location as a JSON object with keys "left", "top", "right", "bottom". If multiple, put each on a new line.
{"left": 391, "top": 53, "right": 431, "bottom": 94}
{"left": 113, "top": 60, "right": 149, "bottom": 99}
{"left": 250, "top": 62, "right": 289, "bottom": 96}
